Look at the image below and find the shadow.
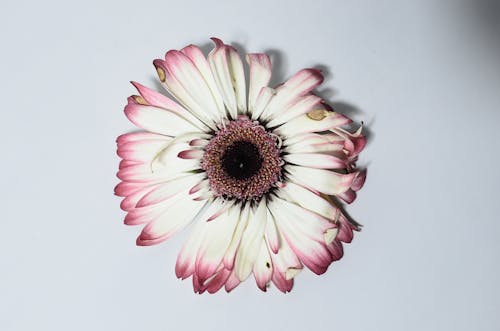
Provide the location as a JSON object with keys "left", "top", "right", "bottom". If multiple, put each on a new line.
{"left": 264, "top": 48, "right": 289, "bottom": 88}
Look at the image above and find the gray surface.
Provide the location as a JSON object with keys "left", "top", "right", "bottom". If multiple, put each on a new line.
{"left": 1, "top": 0, "right": 500, "bottom": 330}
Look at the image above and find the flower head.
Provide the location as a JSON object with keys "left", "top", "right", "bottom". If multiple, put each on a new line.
{"left": 115, "top": 38, "right": 366, "bottom": 293}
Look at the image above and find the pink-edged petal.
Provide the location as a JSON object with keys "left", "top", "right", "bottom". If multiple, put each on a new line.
{"left": 286, "top": 165, "right": 356, "bottom": 196}
{"left": 269, "top": 240, "right": 301, "bottom": 293}
{"left": 114, "top": 181, "right": 143, "bottom": 197}
{"left": 195, "top": 202, "right": 240, "bottom": 283}
{"left": 131, "top": 81, "right": 209, "bottom": 131}
{"left": 208, "top": 38, "right": 246, "bottom": 119}
{"left": 124, "top": 191, "right": 181, "bottom": 225}
{"left": 224, "top": 270, "right": 241, "bottom": 293}
{"left": 136, "top": 173, "right": 205, "bottom": 208}
{"left": 265, "top": 208, "right": 280, "bottom": 254}
{"left": 278, "top": 181, "right": 335, "bottom": 220}
{"left": 327, "top": 240, "right": 344, "bottom": 261}
{"left": 153, "top": 59, "right": 217, "bottom": 130}
{"left": 336, "top": 210, "right": 360, "bottom": 243}
{"left": 234, "top": 200, "right": 268, "bottom": 281}
{"left": 284, "top": 153, "right": 346, "bottom": 170}
{"left": 250, "top": 87, "right": 275, "bottom": 120}
{"left": 180, "top": 44, "right": 226, "bottom": 120}
{"left": 274, "top": 111, "right": 352, "bottom": 138}
{"left": 283, "top": 68, "right": 324, "bottom": 95}
{"left": 136, "top": 195, "right": 207, "bottom": 246}
{"left": 177, "top": 149, "right": 204, "bottom": 160}
{"left": 164, "top": 50, "right": 222, "bottom": 121}
{"left": 252, "top": 239, "right": 273, "bottom": 291}
{"left": 352, "top": 169, "right": 367, "bottom": 191}
{"left": 117, "top": 139, "right": 171, "bottom": 163}
{"left": 117, "top": 131, "right": 170, "bottom": 146}
{"left": 124, "top": 103, "right": 203, "bottom": 137}
{"left": 259, "top": 69, "right": 324, "bottom": 121}
{"left": 331, "top": 125, "right": 367, "bottom": 157}
{"left": 283, "top": 133, "right": 345, "bottom": 155}
{"left": 120, "top": 184, "right": 158, "bottom": 212}
{"left": 269, "top": 198, "right": 334, "bottom": 275}
{"left": 338, "top": 189, "right": 357, "bottom": 204}
{"left": 246, "top": 53, "right": 272, "bottom": 114}
{"left": 176, "top": 209, "right": 211, "bottom": 279}
{"left": 203, "top": 266, "right": 232, "bottom": 294}
{"left": 266, "top": 94, "right": 322, "bottom": 128}
{"left": 269, "top": 196, "right": 336, "bottom": 244}
{"left": 189, "top": 138, "right": 209, "bottom": 147}
{"left": 223, "top": 204, "right": 250, "bottom": 270}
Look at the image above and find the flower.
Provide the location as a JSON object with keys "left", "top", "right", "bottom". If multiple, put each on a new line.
{"left": 115, "top": 38, "right": 366, "bottom": 293}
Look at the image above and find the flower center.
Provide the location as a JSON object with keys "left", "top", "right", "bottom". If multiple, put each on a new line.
{"left": 221, "top": 141, "right": 262, "bottom": 180}
{"left": 201, "top": 116, "right": 282, "bottom": 201}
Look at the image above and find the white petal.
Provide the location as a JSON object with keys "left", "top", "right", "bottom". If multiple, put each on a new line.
{"left": 246, "top": 53, "right": 272, "bottom": 114}
{"left": 283, "top": 153, "right": 346, "bottom": 169}
{"left": 268, "top": 196, "right": 335, "bottom": 243}
{"left": 286, "top": 165, "right": 356, "bottom": 196}
{"left": 259, "top": 68, "right": 323, "bottom": 121}
{"left": 252, "top": 239, "right": 273, "bottom": 291}
{"left": 275, "top": 112, "right": 352, "bottom": 138}
{"left": 269, "top": 198, "right": 333, "bottom": 275}
{"left": 264, "top": 207, "right": 280, "bottom": 254}
{"left": 154, "top": 59, "right": 217, "bottom": 130}
{"left": 234, "top": 201, "right": 268, "bottom": 281}
{"left": 180, "top": 45, "right": 226, "bottom": 122}
{"left": 283, "top": 133, "right": 344, "bottom": 154}
{"left": 125, "top": 104, "right": 203, "bottom": 137}
{"left": 223, "top": 204, "right": 251, "bottom": 269}
{"left": 136, "top": 193, "right": 207, "bottom": 246}
{"left": 278, "top": 181, "right": 335, "bottom": 220}
{"left": 131, "top": 81, "right": 209, "bottom": 131}
{"left": 136, "top": 173, "right": 205, "bottom": 207}
{"left": 175, "top": 202, "right": 213, "bottom": 279}
{"left": 208, "top": 38, "right": 246, "bottom": 119}
{"left": 250, "top": 87, "right": 275, "bottom": 120}
{"left": 195, "top": 201, "right": 240, "bottom": 282}
{"left": 266, "top": 94, "right": 322, "bottom": 128}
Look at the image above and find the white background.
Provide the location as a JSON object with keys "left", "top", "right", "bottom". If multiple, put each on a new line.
{"left": 1, "top": 0, "right": 500, "bottom": 330}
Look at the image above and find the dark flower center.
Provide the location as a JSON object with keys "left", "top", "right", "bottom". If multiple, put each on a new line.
{"left": 200, "top": 116, "right": 282, "bottom": 201}
{"left": 221, "top": 141, "right": 262, "bottom": 180}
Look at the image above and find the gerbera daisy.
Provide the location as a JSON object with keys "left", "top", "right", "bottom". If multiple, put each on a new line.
{"left": 115, "top": 38, "right": 366, "bottom": 293}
